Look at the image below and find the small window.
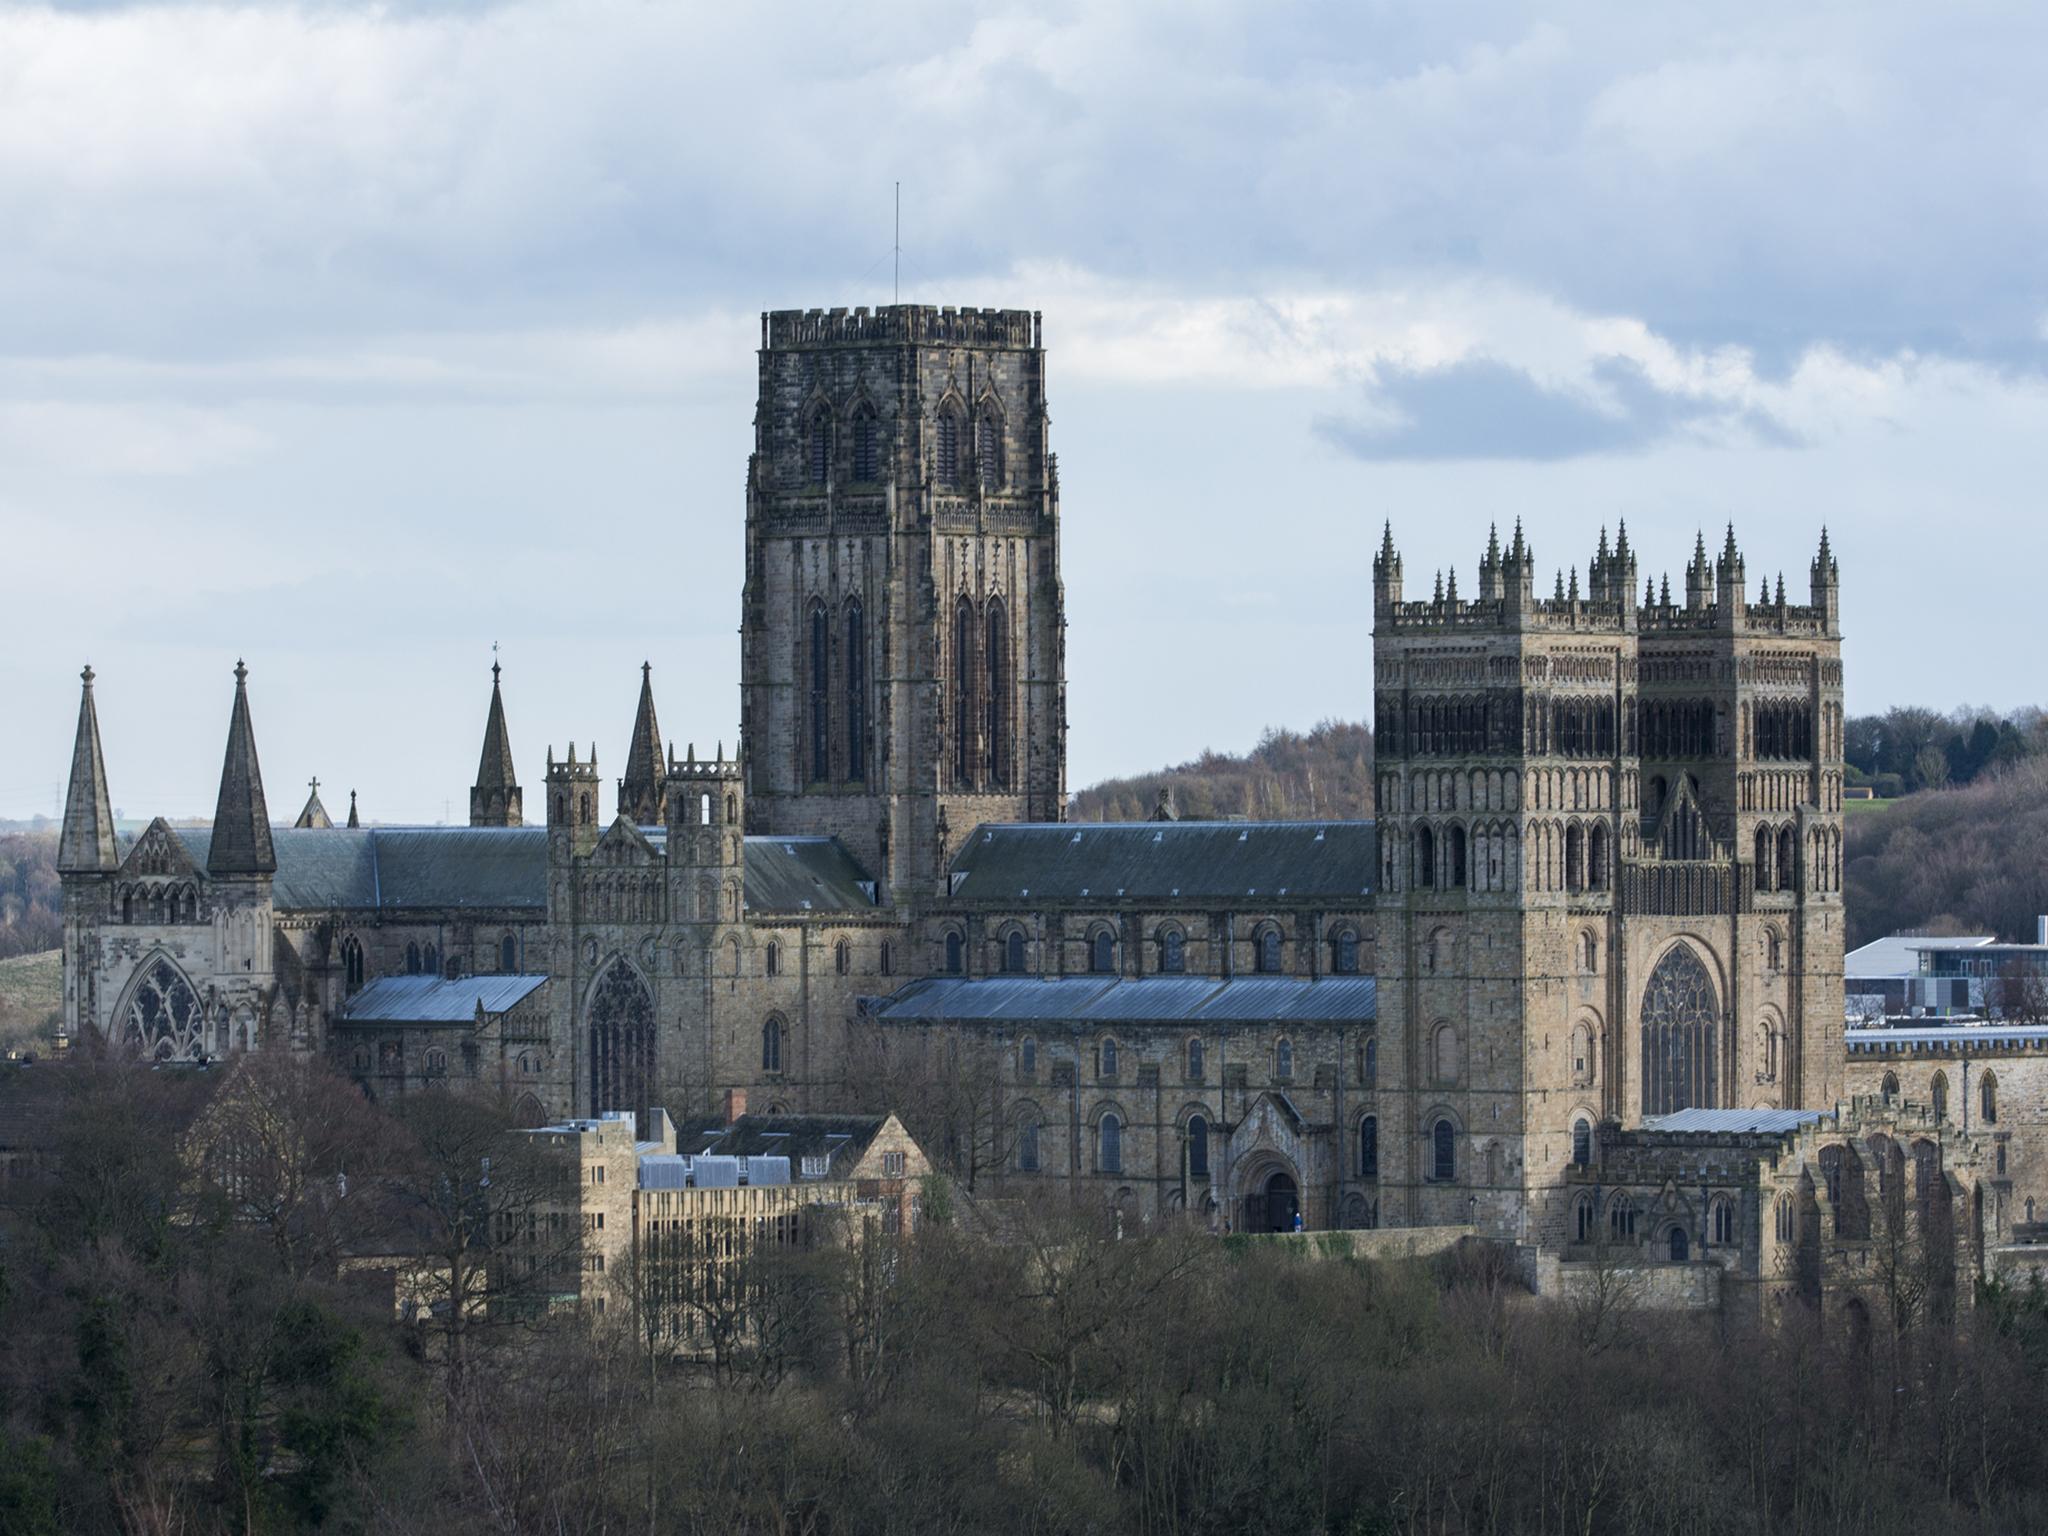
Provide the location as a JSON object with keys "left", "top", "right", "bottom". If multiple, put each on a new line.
{"left": 1186, "top": 1036, "right": 1204, "bottom": 1082}
{"left": 1982, "top": 1072, "right": 1998, "bottom": 1125}
{"left": 1881, "top": 1070, "right": 1899, "bottom": 1105}
{"left": 1363, "top": 1037, "right": 1377, "bottom": 1087}
{"left": 879, "top": 941, "right": 893, "bottom": 977}
{"left": 1712, "top": 1197, "right": 1734, "bottom": 1246}
{"left": 762, "top": 1017, "right": 783, "bottom": 1074}
{"left": 1775, "top": 1197, "right": 1793, "bottom": 1243}
{"left": 1255, "top": 928, "right": 1282, "bottom": 974}
{"left": 1185, "top": 1114, "right": 1209, "bottom": 1179}
{"left": 936, "top": 410, "right": 961, "bottom": 488}
{"left": 944, "top": 932, "right": 963, "bottom": 974}
{"left": 852, "top": 407, "right": 878, "bottom": 481}
{"left": 1160, "top": 928, "right": 1185, "bottom": 973}
{"left": 835, "top": 940, "right": 850, "bottom": 976}
{"left": 1331, "top": 927, "right": 1360, "bottom": 975}
{"left": 1018, "top": 1119, "right": 1040, "bottom": 1173}
{"left": 1090, "top": 929, "right": 1116, "bottom": 974}
{"left": 1098, "top": 1113, "right": 1122, "bottom": 1174}
{"left": 406, "top": 942, "right": 421, "bottom": 975}
{"left": 765, "top": 941, "right": 780, "bottom": 978}
{"left": 882, "top": 1151, "right": 906, "bottom": 1178}
{"left": 1579, "top": 931, "right": 1597, "bottom": 972}
{"left": 1575, "top": 1195, "right": 1595, "bottom": 1243}
{"left": 807, "top": 409, "right": 831, "bottom": 485}
{"left": 423, "top": 943, "right": 439, "bottom": 978}
{"left": 1609, "top": 1195, "right": 1637, "bottom": 1241}
{"left": 500, "top": 934, "right": 517, "bottom": 973}
{"left": 1019, "top": 1037, "right": 1037, "bottom": 1077}
{"left": 1358, "top": 1115, "right": 1378, "bottom": 1179}
{"left": 1572, "top": 1118, "right": 1592, "bottom": 1167}
{"left": 424, "top": 1048, "right": 447, "bottom": 1076}
{"left": 1004, "top": 930, "right": 1027, "bottom": 974}
{"left": 1932, "top": 1071, "right": 1949, "bottom": 1122}
{"left": 1099, "top": 1038, "right": 1119, "bottom": 1078}
{"left": 1431, "top": 1119, "right": 1456, "bottom": 1182}
{"left": 1275, "top": 1039, "right": 1294, "bottom": 1080}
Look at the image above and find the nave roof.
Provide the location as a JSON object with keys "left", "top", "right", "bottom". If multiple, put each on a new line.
{"left": 946, "top": 820, "right": 1378, "bottom": 905}
{"left": 865, "top": 973, "right": 1378, "bottom": 1026}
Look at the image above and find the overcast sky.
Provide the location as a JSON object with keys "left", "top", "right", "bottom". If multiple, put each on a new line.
{"left": 4, "top": 1, "right": 2045, "bottom": 823}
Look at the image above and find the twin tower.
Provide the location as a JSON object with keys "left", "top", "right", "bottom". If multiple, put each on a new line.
{"left": 463, "top": 306, "right": 1069, "bottom": 903}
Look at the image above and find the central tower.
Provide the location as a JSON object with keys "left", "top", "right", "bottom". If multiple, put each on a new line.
{"left": 741, "top": 306, "right": 1067, "bottom": 899}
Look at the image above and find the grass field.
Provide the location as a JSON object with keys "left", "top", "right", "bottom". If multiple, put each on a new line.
{"left": 1844, "top": 797, "right": 1897, "bottom": 815}
{"left": 0, "top": 949, "right": 61, "bottom": 1050}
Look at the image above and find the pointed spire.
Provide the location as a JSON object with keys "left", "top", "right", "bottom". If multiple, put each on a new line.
{"left": 618, "top": 662, "right": 667, "bottom": 824}
{"left": 1553, "top": 570, "right": 1566, "bottom": 601}
{"left": 1445, "top": 567, "right": 1458, "bottom": 604}
{"left": 1376, "top": 520, "right": 1397, "bottom": 569}
{"left": 1509, "top": 518, "right": 1527, "bottom": 564}
{"left": 1775, "top": 572, "right": 1786, "bottom": 606}
{"left": 347, "top": 789, "right": 360, "bottom": 829}
{"left": 209, "top": 660, "right": 276, "bottom": 876}
{"left": 1567, "top": 566, "right": 1580, "bottom": 602}
{"left": 294, "top": 776, "right": 333, "bottom": 830}
{"left": 1615, "top": 518, "right": 1633, "bottom": 562}
{"left": 1485, "top": 522, "right": 1501, "bottom": 565}
{"left": 57, "top": 664, "right": 118, "bottom": 873}
{"left": 1660, "top": 574, "right": 1672, "bottom": 605}
{"left": 471, "top": 655, "right": 523, "bottom": 826}
{"left": 1432, "top": 569, "right": 1444, "bottom": 603}
{"left": 1722, "top": 521, "right": 1740, "bottom": 568}
{"left": 1758, "top": 574, "right": 1770, "bottom": 606}
{"left": 1645, "top": 575, "right": 1656, "bottom": 607}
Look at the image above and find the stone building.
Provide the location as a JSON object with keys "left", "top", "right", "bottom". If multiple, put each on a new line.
{"left": 57, "top": 299, "right": 1989, "bottom": 1299}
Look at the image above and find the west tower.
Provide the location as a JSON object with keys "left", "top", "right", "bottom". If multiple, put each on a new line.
{"left": 1371, "top": 524, "right": 1844, "bottom": 1242}
{"left": 741, "top": 306, "right": 1067, "bottom": 900}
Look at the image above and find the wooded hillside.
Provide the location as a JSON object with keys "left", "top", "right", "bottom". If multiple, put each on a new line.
{"left": 1070, "top": 720, "right": 1374, "bottom": 823}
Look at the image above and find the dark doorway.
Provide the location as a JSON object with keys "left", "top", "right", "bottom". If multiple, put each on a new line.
{"left": 1245, "top": 1170, "right": 1300, "bottom": 1233}
{"left": 1668, "top": 1225, "right": 1689, "bottom": 1262}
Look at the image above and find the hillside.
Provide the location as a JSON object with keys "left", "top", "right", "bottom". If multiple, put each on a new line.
{"left": 1070, "top": 720, "right": 1373, "bottom": 823}
{"left": 1844, "top": 756, "right": 2048, "bottom": 948}
{"left": 0, "top": 949, "right": 61, "bottom": 1052}
{"left": 0, "top": 830, "right": 61, "bottom": 961}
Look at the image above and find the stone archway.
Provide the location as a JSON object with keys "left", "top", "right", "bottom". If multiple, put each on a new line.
{"left": 1235, "top": 1154, "right": 1303, "bottom": 1233}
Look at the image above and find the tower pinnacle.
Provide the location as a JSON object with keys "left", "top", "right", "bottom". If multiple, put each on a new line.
{"left": 57, "top": 664, "right": 118, "bottom": 874}
{"left": 209, "top": 660, "right": 276, "bottom": 876}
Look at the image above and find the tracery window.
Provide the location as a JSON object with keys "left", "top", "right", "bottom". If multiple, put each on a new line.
{"left": 1712, "top": 1197, "right": 1734, "bottom": 1246}
{"left": 762, "top": 1016, "right": 783, "bottom": 1074}
{"left": 125, "top": 958, "right": 202, "bottom": 1061}
{"left": 1575, "top": 1194, "right": 1596, "bottom": 1243}
{"left": 936, "top": 410, "right": 961, "bottom": 488}
{"left": 587, "top": 963, "right": 655, "bottom": 1129}
{"left": 1640, "top": 944, "right": 1719, "bottom": 1115}
{"left": 1608, "top": 1194, "right": 1637, "bottom": 1241}
{"left": 342, "top": 937, "right": 365, "bottom": 993}
{"left": 406, "top": 942, "right": 422, "bottom": 975}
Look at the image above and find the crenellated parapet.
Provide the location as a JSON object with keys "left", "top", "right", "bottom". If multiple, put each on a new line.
{"left": 763, "top": 305, "right": 1041, "bottom": 351}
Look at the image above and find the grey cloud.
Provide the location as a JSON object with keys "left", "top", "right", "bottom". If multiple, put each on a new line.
{"left": 1313, "top": 356, "right": 1803, "bottom": 463}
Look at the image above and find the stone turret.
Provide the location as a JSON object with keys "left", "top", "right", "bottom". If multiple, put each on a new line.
{"left": 470, "top": 659, "right": 523, "bottom": 827}
{"left": 209, "top": 661, "right": 276, "bottom": 877}
{"left": 1372, "top": 522, "right": 1404, "bottom": 615}
{"left": 1810, "top": 526, "right": 1840, "bottom": 634}
{"left": 57, "top": 665, "right": 117, "bottom": 874}
{"left": 547, "top": 742, "right": 601, "bottom": 858}
{"left": 617, "top": 662, "right": 668, "bottom": 826}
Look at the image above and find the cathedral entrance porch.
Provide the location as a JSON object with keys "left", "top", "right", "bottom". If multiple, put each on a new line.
{"left": 1241, "top": 1166, "right": 1301, "bottom": 1233}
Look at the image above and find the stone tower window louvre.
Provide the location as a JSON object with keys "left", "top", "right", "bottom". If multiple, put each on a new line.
{"left": 808, "top": 604, "right": 830, "bottom": 784}
{"left": 977, "top": 412, "right": 1004, "bottom": 486}
{"left": 807, "top": 408, "right": 831, "bottom": 485}
{"left": 985, "top": 599, "right": 1010, "bottom": 787}
{"left": 844, "top": 600, "right": 866, "bottom": 782}
{"left": 852, "top": 406, "right": 878, "bottom": 482}
{"left": 936, "top": 409, "right": 961, "bottom": 487}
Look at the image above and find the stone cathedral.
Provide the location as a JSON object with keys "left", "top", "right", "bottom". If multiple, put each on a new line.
{"left": 56, "top": 301, "right": 1994, "bottom": 1308}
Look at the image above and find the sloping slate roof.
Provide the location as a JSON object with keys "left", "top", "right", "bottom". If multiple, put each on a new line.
{"left": 340, "top": 973, "right": 548, "bottom": 1024}
{"left": 1642, "top": 1108, "right": 1825, "bottom": 1135}
{"left": 742, "top": 837, "right": 877, "bottom": 912}
{"left": 671, "top": 1113, "right": 888, "bottom": 1164}
{"left": 173, "top": 827, "right": 548, "bottom": 912}
{"left": 868, "top": 974, "right": 1377, "bottom": 1025}
{"left": 948, "top": 820, "right": 1377, "bottom": 903}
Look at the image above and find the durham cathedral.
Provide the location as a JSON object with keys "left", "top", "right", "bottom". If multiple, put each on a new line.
{"left": 53, "top": 303, "right": 2006, "bottom": 1312}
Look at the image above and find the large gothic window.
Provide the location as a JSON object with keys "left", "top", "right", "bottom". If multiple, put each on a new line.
{"left": 587, "top": 963, "right": 655, "bottom": 1134}
{"left": 985, "top": 599, "right": 1010, "bottom": 788}
{"left": 1640, "top": 944, "right": 1719, "bottom": 1115}
{"left": 953, "top": 599, "right": 977, "bottom": 787}
{"left": 125, "top": 957, "right": 202, "bottom": 1061}
{"left": 844, "top": 600, "right": 866, "bottom": 782}
{"left": 808, "top": 604, "right": 830, "bottom": 783}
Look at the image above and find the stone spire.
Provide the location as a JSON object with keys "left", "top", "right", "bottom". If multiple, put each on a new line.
{"left": 617, "top": 662, "right": 668, "bottom": 825}
{"left": 1372, "top": 521, "right": 1404, "bottom": 611}
{"left": 293, "top": 777, "right": 333, "bottom": 829}
{"left": 347, "top": 789, "right": 360, "bottom": 828}
{"left": 470, "top": 657, "right": 523, "bottom": 827}
{"left": 208, "top": 661, "right": 276, "bottom": 876}
{"left": 57, "top": 664, "right": 118, "bottom": 874}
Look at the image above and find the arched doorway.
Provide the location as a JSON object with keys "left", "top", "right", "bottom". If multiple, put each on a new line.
{"left": 1246, "top": 1169, "right": 1300, "bottom": 1233}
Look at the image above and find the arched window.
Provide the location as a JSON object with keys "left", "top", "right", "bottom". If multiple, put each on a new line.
{"left": 1579, "top": 931, "right": 1597, "bottom": 972}
{"left": 1571, "top": 1022, "right": 1596, "bottom": 1087}
{"left": 1754, "top": 825, "right": 1773, "bottom": 887}
{"left": 762, "top": 1017, "right": 783, "bottom": 1074}
{"left": 1588, "top": 823, "right": 1610, "bottom": 890}
{"left": 1099, "top": 1037, "right": 1119, "bottom": 1078}
{"left": 935, "top": 409, "right": 961, "bottom": 488}
{"left": 1572, "top": 1117, "right": 1592, "bottom": 1167}
{"left": 943, "top": 932, "right": 963, "bottom": 974}
{"left": 1775, "top": 1197, "right": 1794, "bottom": 1243}
{"left": 1433, "top": 1023, "right": 1458, "bottom": 1085}
{"left": 1565, "top": 823, "right": 1585, "bottom": 893}
{"left": 985, "top": 600, "right": 1009, "bottom": 787}
{"left": 1017, "top": 1117, "right": 1040, "bottom": 1172}
{"left": 1667, "top": 1226, "right": 1689, "bottom": 1262}
{"left": 835, "top": 940, "right": 850, "bottom": 976}
{"left": 1766, "top": 928, "right": 1783, "bottom": 971}
{"left": 1159, "top": 927, "right": 1186, "bottom": 973}
{"left": 1881, "top": 1070, "right": 1899, "bottom": 1105}
{"left": 1185, "top": 1114, "right": 1209, "bottom": 1179}
{"left": 500, "top": 933, "right": 517, "bottom": 973}
{"left": 1416, "top": 824, "right": 1436, "bottom": 888}
{"left": 343, "top": 937, "right": 364, "bottom": 993}
{"left": 1098, "top": 1112, "right": 1122, "bottom": 1174}
{"left": 851, "top": 405, "right": 878, "bottom": 481}
{"left": 1359, "top": 1115, "right": 1379, "bottom": 1179}
{"left": 807, "top": 408, "right": 832, "bottom": 485}
{"left": 124, "top": 957, "right": 203, "bottom": 1060}
{"left": 1640, "top": 944, "right": 1719, "bottom": 1115}
{"left": 1712, "top": 1197, "right": 1734, "bottom": 1246}
{"left": 808, "top": 603, "right": 830, "bottom": 783}
{"left": 1932, "top": 1070, "right": 1949, "bottom": 1122}
{"left": 1608, "top": 1194, "right": 1637, "bottom": 1241}
{"left": 844, "top": 600, "right": 866, "bottom": 782}
{"left": 1449, "top": 824, "right": 1468, "bottom": 889}
{"left": 423, "top": 943, "right": 439, "bottom": 978}
{"left": 1090, "top": 930, "right": 1116, "bottom": 974}
{"left": 1255, "top": 928, "right": 1282, "bottom": 974}
{"left": 1019, "top": 1037, "right": 1037, "bottom": 1077}
{"left": 765, "top": 941, "right": 780, "bottom": 978}
{"left": 1275, "top": 1039, "right": 1294, "bottom": 1080}
{"left": 1575, "top": 1194, "right": 1596, "bottom": 1243}
{"left": 1777, "top": 825, "right": 1797, "bottom": 892}
{"left": 1363, "top": 1037, "right": 1378, "bottom": 1087}
{"left": 1186, "top": 1036, "right": 1204, "bottom": 1081}
{"left": 977, "top": 412, "right": 1004, "bottom": 486}
{"left": 952, "top": 598, "right": 976, "bottom": 787}
{"left": 1331, "top": 926, "right": 1360, "bottom": 974}
{"left": 406, "top": 942, "right": 421, "bottom": 975}
{"left": 879, "top": 941, "right": 893, "bottom": 977}
{"left": 1982, "top": 1071, "right": 1998, "bottom": 1125}
{"left": 1003, "top": 930, "right": 1027, "bottom": 973}
{"left": 587, "top": 964, "right": 655, "bottom": 1128}
{"left": 423, "top": 1047, "right": 447, "bottom": 1077}
{"left": 1431, "top": 1119, "right": 1456, "bottom": 1182}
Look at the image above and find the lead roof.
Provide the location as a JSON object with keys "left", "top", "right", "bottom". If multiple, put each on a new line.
{"left": 947, "top": 821, "right": 1377, "bottom": 904}
{"left": 865, "top": 974, "right": 1378, "bottom": 1025}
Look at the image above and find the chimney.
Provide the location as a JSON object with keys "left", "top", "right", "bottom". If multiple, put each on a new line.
{"left": 724, "top": 1087, "right": 748, "bottom": 1125}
